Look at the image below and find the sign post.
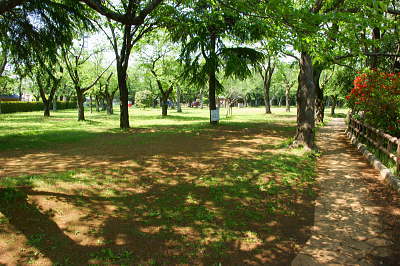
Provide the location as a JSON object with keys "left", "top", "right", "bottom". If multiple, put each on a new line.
{"left": 210, "top": 108, "right": 220, "bottom": 123}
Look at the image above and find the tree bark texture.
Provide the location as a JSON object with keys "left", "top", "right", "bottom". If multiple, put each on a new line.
{"left": 161, "top": 97, "right": 168, "bottom": 116}
{"left": 106, "top": 97, "right": 114, "bottom": 115}
{"left": 208, "top": 32, "right": 218, "bottom": 125}
{"left": 294, "top": 52, "right": 316, "bottom": 150}
{"left": 76, "top": 88, "right": 85, "bottom": 121}
{"left": 118, "top": 69, "right": 129, "bottom": 128}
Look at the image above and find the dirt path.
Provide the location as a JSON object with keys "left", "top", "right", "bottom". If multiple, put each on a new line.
{"left": 292, "top": 118, "right": 400, "bottom": 265}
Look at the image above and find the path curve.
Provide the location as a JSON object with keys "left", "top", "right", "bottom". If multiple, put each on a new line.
{"left": 292, "top": 118, "right": 400, "bottom": 265}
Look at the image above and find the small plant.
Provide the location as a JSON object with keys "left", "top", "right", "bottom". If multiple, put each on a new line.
{"left": 27, "top": 233, "right": 45, "bottom": 246}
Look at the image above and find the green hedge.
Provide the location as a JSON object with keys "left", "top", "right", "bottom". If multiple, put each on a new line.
{"left": 0, "top": 101, "right": 77, "bottom": 114}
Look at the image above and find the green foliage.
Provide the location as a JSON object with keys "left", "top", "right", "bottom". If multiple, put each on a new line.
{"left": 135, "top": 90, "right": 154, "bottom": 108}
{"left": 0, "top": 1, "right": 94, "bottom": 68}
{"left": 169, "top": 0, "right": 266, "bottom": 93}
{"left": 326, "top": 67, "right": 356, "bottom": 98}
{"left": 1, "top": 101, "right": 76, "bottom": 114}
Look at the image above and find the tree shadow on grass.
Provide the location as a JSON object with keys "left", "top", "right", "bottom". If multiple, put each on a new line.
{"left": 133, "top": 114, "right": 208, "bottom": 121}
{"left": 0, "top": 150, "right": 316, "bottom": 265}
{"left": 0, "top": 130, "right": 111, "bottom": 151}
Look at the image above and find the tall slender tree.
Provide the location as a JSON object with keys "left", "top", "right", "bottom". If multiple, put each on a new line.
{"left": 95, "top": 0, "right": 167, "bottom": 128}
{"left": 258, "top": 56, "right": 275, "bottom": 114}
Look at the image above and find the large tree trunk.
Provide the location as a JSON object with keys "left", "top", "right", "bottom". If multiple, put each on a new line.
{"left": 43, "top": 101, "right": 50, "bottom": 117}
{"left": 285, "top": 87, "right": 290, "bottom": 112}
{"left": 76, "top": 88, "right": 85, "bottom": 121}
{"left": 118, "top": 67, "right": 130, "bottom": 128}
{"left": 208, "top": 32, "right": 218, "bottom": 125}
{"left": 314, "top": 66, "right": 324, "bottom": 123}
{"left": 293, "top": 52, "right": 316, "bottom": 150}
{"left": 176, "top": 87, "right": 182, "bottom": 113}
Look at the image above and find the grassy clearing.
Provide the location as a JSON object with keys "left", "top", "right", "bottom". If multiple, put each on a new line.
{"left": 0, "top": 107, "right": 294, "bottom": 151}
{"left": 0, "top": 107, "right": 318, "bottom": 265}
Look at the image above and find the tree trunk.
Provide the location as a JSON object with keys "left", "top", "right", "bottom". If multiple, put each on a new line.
{"left": 330, "top": 95, "right": 337, "bottom": 116}
{"left": 90, "top": 95, "right": 93, "bottom": 113}
{"left": 44, "top": 101, "right": 50, "bottom": 117}
{"left": 262, "top": 66, "right": 274, "bottom": 114}
{"left": 39, "top": 87, "right": 51, "bottom": 117}
{"left": 161, "top": 96, "right": 168, "bottom": 116}
{"left": 314, "top": 66, "right": 324, "bottom": 123}
{"left": 176, "top": 87, "right": 182, "bottom": 112}
{"left": 118, "top": 69, "right": 130, "bottom": 128}
{"left": 208, "top": 32, "right": 218, "bottom": 125}
{"left": 18, "top": 77, "right": 22, "bottom": 101}
{"left": 279, "top": 97, "right": 283, "bottom": 107}
{"left": 76, "top": 88, "right": 85, "bottom": 121}
{"left": 263, "top": 83, "right": 271, "bottom": 114}
{"left": 285, "top": 87, "right": 290, "bottom": 112}
{"left": 370, "top": 27, "right": 381, "bottom": 69}
{"left": 95, "top": 96, "right": 100, "bottom": 112}
{"left": 293, "top": 52, "right": 316, "bottom": 150}
{"left": 52, "top": 96, "right": 57, "bottom": 111}
{"left": 106, "top": 96, "right": 113, "bottom": 115}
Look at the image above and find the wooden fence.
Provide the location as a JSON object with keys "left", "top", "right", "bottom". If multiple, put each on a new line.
{"left": 347, "top": 116, "right": 400, "bottom": 174}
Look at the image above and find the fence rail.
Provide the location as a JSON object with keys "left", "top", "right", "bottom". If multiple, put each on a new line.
{"left": 347, "top": 116, "right": 400, "bottom": 174}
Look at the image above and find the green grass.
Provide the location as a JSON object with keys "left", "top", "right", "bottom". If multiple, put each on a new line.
{"left": 0, "top": 106, "right": 297, "bottom": 151}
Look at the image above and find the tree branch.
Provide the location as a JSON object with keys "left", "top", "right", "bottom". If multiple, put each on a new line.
{"left": 79, "top": 0, "right": 163, "bottom": 25}
{"left": 82, "top": 60, "right": 114, "bottom": 92}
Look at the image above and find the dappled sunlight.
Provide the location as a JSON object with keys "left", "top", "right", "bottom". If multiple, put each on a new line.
{"left": 0, "top": 108, "right": 320, "bottom": 264}
{"left": 293, "top": 118, "right": 400, "bottom": 265}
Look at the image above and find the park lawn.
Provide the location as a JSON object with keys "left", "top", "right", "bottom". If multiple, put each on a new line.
{"left": 0, "top": 107, "right": 317, "bottom": 265}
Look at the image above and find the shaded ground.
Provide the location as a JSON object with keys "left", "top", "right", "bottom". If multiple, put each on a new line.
{"left": 0, "top": 111, "right": 317, "bottom": 265}
{"left": 292, "top": 118, "right": 400, "bottom": 266}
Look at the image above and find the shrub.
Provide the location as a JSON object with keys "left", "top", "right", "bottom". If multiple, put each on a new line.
{"left": 346, "top": 70, "right": 400, "bottom": 137}
{"left": 0, "top": 101, "right": 77, "bottom": 114}
{"left": 135, "top": 90, "right": 154, "bottom": 108}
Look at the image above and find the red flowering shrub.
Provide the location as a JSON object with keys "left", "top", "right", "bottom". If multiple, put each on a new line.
{"left": 346, "top": 70, "right": 400, "bottom": 137}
